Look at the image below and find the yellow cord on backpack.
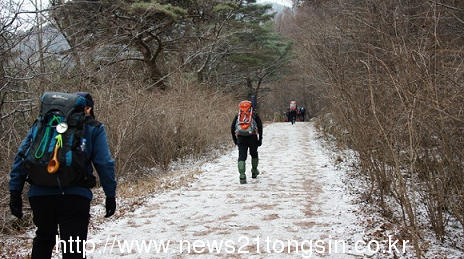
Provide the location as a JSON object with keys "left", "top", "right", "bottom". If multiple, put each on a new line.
{"left": 47, "top": 134, "right": 62, "bottom": 174}
{"left": 55, "top": 134, "right": 63, "bottom": 148}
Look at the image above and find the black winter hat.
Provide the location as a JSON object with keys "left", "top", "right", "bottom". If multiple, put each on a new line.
{"left": 76, "top": 92, "right": 95, "bottom": 118}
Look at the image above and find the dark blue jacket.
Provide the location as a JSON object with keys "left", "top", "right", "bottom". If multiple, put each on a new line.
{"left": 9, "top": 115, "right": 117, "bottom": 200}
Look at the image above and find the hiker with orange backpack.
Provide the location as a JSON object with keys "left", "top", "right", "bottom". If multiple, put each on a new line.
{"left": 231, "top": 100, "right": 263, "bottom": 184}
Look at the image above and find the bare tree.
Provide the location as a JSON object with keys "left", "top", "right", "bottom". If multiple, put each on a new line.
{"left": 281, "top": 0, "right": 464, "bottom": 255}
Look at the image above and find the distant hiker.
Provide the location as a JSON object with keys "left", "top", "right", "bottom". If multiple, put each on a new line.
{"left": 9, "top": 92, "right": 117, "bottom": 259}
{"left": 231, "top": 100, "right": 263, "bottom": 184}
{"left": 289, "top": 101, "right": 297, "bottom": 125}
{"left": 299, "top": 106, "right": 306, "bottom": 121}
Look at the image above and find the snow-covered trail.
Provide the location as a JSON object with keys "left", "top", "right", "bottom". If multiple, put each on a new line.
{"left": 87, "top": 122, "right": 364, "bottom": 258}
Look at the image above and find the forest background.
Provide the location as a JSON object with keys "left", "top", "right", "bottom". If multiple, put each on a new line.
{"left": 1, "top": 0, "right": 464, "bottom": 257}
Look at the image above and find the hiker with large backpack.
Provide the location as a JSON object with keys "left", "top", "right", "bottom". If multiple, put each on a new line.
{"left": 9, "top": 92, "right": 117, "bottom": 259}
{"left": 231, "top": 100, "right": 263, "bottom": 184}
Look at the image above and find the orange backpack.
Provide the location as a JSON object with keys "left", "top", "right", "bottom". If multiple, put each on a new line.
{"left": 235, "top": 101, "right": 258, "bottom": 136}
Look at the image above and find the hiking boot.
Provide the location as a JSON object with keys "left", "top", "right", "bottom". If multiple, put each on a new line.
{"left": 238, "top": 161, "right": 246, "bottom": 184}
{"left": 251, "top": 158, "right": 259, "bottom": 178}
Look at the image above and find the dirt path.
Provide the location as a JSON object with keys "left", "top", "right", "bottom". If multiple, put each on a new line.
{"left": 87, "top": 122, "right": 364, "bottom": 258}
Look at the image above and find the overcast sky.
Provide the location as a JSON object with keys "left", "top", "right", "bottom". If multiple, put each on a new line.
{"left": 256, "top": 0, "right": 292, "bottom": 7}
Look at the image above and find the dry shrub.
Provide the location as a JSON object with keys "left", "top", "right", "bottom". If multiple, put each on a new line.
{"left": 94, "top": 75, "right": 237, "bottom": 181}
{"left": 0, "top": 91, "right": 36, "bottom": 235}
{"left": 285, "top": 0, "right": 464, "bottom": 255}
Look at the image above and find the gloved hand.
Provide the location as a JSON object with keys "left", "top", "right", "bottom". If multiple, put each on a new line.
{"left": 10, "top": 190, "right": 23, "bottom": 219}
{"left": 258, "top": 138, "right": 262, "bottom": 147}
{"left": 233, "top": 137, "right": 238, "bottom": 145}
{"left": 105, "top": 197, "right": 116, "bottom": 218}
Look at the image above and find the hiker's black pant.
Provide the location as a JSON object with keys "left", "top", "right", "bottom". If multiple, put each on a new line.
{"left": 29, "top": 195, "right": 91, "bottom": 259}
{"left": 237, "top": 135, "right": 259, "bottom": 161}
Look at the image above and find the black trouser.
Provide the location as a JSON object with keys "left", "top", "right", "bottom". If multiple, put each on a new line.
{"left": 289, "top": 111, "right": 296, "bottom": 124}
{"left": 237, "top": 135, "right": 259, "bottom": 161}
{"left": 29, "top": 195, "right": 91, "bottom": 259}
